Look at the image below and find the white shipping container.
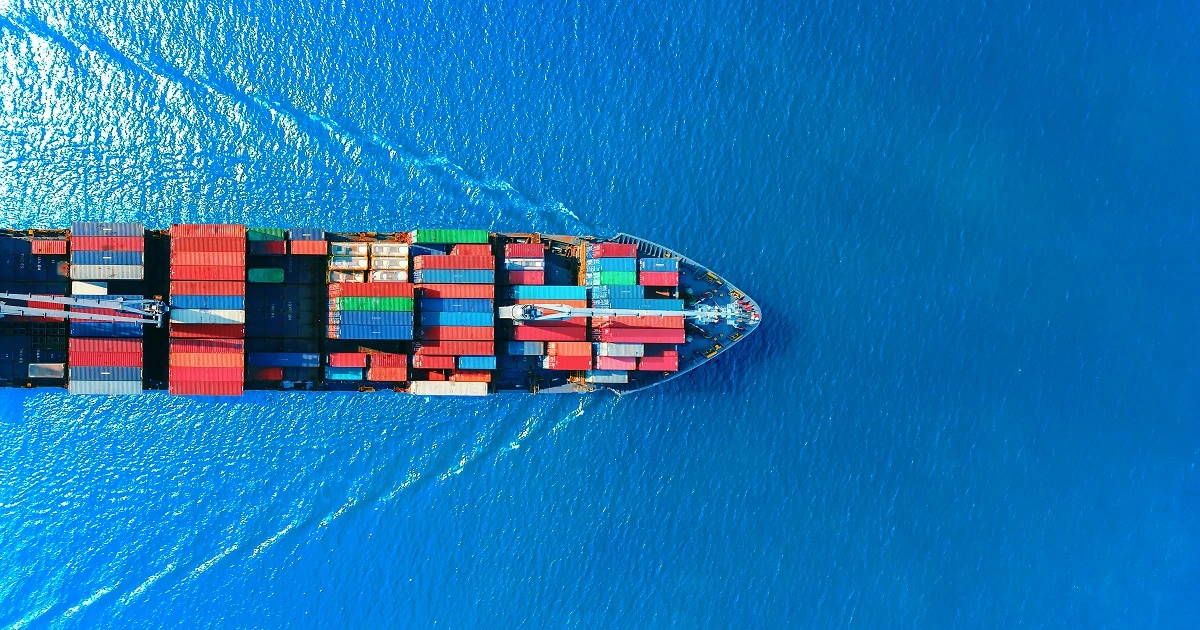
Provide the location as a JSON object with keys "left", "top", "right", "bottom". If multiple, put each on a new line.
{"left": 28, "top": 363, "right": 66, "bottom": 379}
{"left": 330, "top": 242, "right": 369, "bottom": 256}
{"left": 70, "top": 264, "right": 143, "bottom": 280}
{"left": 369, "top": 256, "right": 409, "bottom": 270}
{"left": 68, "top": 380, "right": 142, "bottom": 395}
{"left": 368, "top": 270, "right": 408, "bottom": 283}
{"left": 370, "top": 243, "right": 409, "bottom": 257}
{"left": 169, "top": 308, "right": 247, "bottom": 324}
{"left": 71, "top": 281, "right": 108, "bottom": 295}
{"left": 408, "top": 381, "right": 488, "bottom": 396}
{"left": 328, "top": 256, "right": 369, "bottom": 270}
{"left": 328, "top": 270, "right": 366, "bottom": 282}
{"left": 594, "top": 343, "right": 646, "bottom": 357}
{"left": 505, "top": 257, "right": 545, "bottom": 270}
{"left": 585, "top": 372, "right": 630, "bottom": 384}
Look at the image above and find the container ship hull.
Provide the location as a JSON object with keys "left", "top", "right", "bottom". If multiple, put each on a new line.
{"left": 0, "top": 225, "right": 760, "bottom": 396}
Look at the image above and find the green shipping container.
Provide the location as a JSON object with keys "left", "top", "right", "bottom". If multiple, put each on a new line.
{"left": 412, "top": 228, "right": 490, "bottom": 244}
{"left": 247, "top": 227, "right": 286, "bottom": 241}
{"left": 248, "top": 268, "right": 285, "bottom": 283}
{"left": 599, "top": 271, "right": 637, "bottom": 286}
{"left": 336, "top": 297, "right": 414, "bottom": 311}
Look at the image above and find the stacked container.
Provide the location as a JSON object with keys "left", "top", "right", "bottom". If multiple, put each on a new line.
{"left": 14, "top": 236, "right": 70, "bottom": 383}
{"left": 168, "top": 225, "right": 247, "bottom": 395}
{"left": 327, "top": 283, "right": 414, "bottom": 340}
{"left": 368, "top": 241, "right": 410, "bottom": 282}
{"left": 411, "top": 231, "right": 495, "bottom": 388}
{"left": 584, "top": 242, "right": 637, "bottom": 287}
{"left": 502, "top": 242, "right": 545, "bottom": 285}
{"left": 329, "top": 240, "right": 368, "bottom": 283}
{"left": 504, "top": 285, "right": 589, "bottom": 343}
{"left": 638, "top": 257, "right": 681, "bottom": 287}
{"left": 69, "top": 222, "right": 144, "bottom": 281}
{"left": 366, "top": 352, "right": 408, "bottom": 382}
{"left": 67, "top": 295, "right": 144, "bottom": 394}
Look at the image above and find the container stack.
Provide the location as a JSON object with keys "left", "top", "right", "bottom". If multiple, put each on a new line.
{"left": 9, "top": 236, "right": 69, "bottom": 384}
{"left": 368, "top": 241, "right": 410, "bottom": 283}
{"left": 410, "top": 229, "right": 495, "bottom": 389}
{"left": 638, "top": 257, "right": 681, "bottom": 287}
{"left": 584, "top": 242, "right": 638, "bottom": 287}
{"left": 247, "top": 227, "right": 287, "bottom": 255}
{"left": 329, "top": 241, "right": 368, "bottom": 283}
{"left": 67, "top": 295, "right": 144, "bottom": 394}
{"left": 502, "top": 242, "right": 545, "bottom": 285}
{"left": 327, "top": 283, "right": 414, "bottom": 341}
{"left": 168, "top": 224, "right": 247, "bottom": 396}
{"left": 69, "top": 222, "right": 144, "bottom": 281}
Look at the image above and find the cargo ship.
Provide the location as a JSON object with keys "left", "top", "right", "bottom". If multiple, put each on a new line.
{"left": 0, "top": 225, "right": 760, "bottom": 396}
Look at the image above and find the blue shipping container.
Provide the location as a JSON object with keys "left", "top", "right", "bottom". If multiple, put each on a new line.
{"left": 69, "top": 322, "right": 143, "bottom": 338}
{"left": 418, "top": 298, "right": 494, "bottom": 312}
{"left": 71, "top": 251, "right": 144, "bottom": 266}
{"left": 418, "top": 311, "right": 493, "bottom": 327}
{"left": 324, "top": 366, "right": 363, "bottom": 381}
{"left": 170, "top": 295, "right": 246, "bottom": 310}
{"left": 247, "top": 352, "right": 322, "bottom": 367}
{"left": 328, "top": 325, "right": 413, "bottom": 340}
{"left": 68, "top": 366, "right": 142, "bottom": 382}
{"left": 588, "top": 257, "right": 636, "bottom": 272}
{"left": 331, "top": 311, "right": 414, "bottom": 326}
{"left": 456, "top": 355, "right": 497, "bottom": 370}
{"left": 505, "top": 341, "right": 545, "bottom": 356}
{"left": 589, "top": 285, "right": 643, "bottom": 299}
{"left": 71, "top": 222, "right": 143, "bottom": 237}
{"left": 411, "top": 269, "right": 494, "bottom": 284}
{"left": 638, "top": 258, "right": 679, "bottom": 272}
{"left": 287, "top": 228, "right": 325, "bottom": 241}
{"left": 505, "top": 285, "right": 588, "bottom": 301}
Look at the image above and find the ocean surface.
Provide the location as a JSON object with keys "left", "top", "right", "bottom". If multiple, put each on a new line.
{"left": 1, "top": 0, "right": 1197, "bottom": 626}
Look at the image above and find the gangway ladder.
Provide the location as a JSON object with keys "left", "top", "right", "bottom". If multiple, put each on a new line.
{"left": 0, "top": 293, "right": 168, "bottom": 327}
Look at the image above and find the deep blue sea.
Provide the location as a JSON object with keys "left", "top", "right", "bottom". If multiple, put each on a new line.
{"left": 1, "top": 1, "right": 1198, "bottom": 627}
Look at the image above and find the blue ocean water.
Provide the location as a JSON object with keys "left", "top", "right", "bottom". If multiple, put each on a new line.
{"left": 1, "top": 0, "right": 1198, "bottom": 626}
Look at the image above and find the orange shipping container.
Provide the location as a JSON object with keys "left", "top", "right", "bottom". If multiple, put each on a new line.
{"left": 545, "top": 342, "right": 592, "bottom": 356}
{"left": 170, "top": 236, "right": 247, "bottom": 252}
{"left": 367, "top": 367, "right": 408, "bottom": 381}
{"left": 169, "top": 353, "right": 245, "bottom": 367}
{"left": 450, "top": 370, "right": 491, "bottom": 383}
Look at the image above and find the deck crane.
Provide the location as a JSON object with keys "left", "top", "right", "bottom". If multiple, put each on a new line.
{"left": 497, "top": 302, "right": 751, "bottom": 325}
{"left": 0, "top": 293, "right": 167, "bottom": 327}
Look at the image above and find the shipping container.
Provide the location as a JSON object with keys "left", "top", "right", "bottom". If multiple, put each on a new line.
{"left": 330, "top": 311, "right": 414, "bottom": 326}
{"left": 504, "top": 243, "right": 544, "bottom": 258}
{"left": 170, "top": 295, "right": 246, "bottom": 310}
{"left": 170, "top": 236, "right": 246, "bottom": 252}
{"left": 505, "top": 341, "right": 545, "bottom": 356}
{"left": 368, "top": 270, "right": 408, "bottom": 283}
{"left": 594, "top": 343, "right": 646, "bottom": 357}
{"left": 638, "top": 354, "right": 680, "bottom": 372}
{"left": 325, "top": 366, "right": 363, "bottom": 381}
{"left": 366, "top": 366, "right": 407, "bottom": 381}
{"left": 327, "top": 325, "right": 413, "bottom": 340}
{"left": 28, "top": 363, "right": 66, "bottom": 379}
{"left": 508, "top": 324, "right": 589, "bottom": 342}
{"left": 504, "top": 270, "right": 545, "bottom": 285}
{"left": 69, "top": 337, "right": 142, "bottom": 354}
{"left": 448, "top": 244, "right": 489, "bottom": 256}
{"left": 514, "top": 298, "right": 587, "bottom": 307}
{"left": 414, "top": 340, "right": 494, "bottom": 356}
{"left": 71, "top": 250, "right": 144, "bottom": 266}
{"left": 592, "top": 315, "right": 685, "bottom": 329}
{"left": 638, "top": 271, "right": 680, "bottom": 286}
{"left": 69, "top": 380, "right": 143, "bottom": 395}
{"left": 248, "top": 240, "right": 287, "bottom": 255}
{"left": 328, "top": 270, "right": 365, "bottom": 283}
{"left": 408, "top": 380, "right": 488, "bottom": 396}
{"left": 70, "top": 236, "right": 144, "bottom": 252}
{"left": 502, "top": 258, "right": 545, "bottom": 271}
{"left": 246, "top": 268, "right": 284, "bottom": 283}
{"left": 592, "top": 328, "right": 686, "bottom": 344}
{"left": 411, "top": 269, "right": 494, "bottom": 284}
{"left": 69, "top": 366, "right": 142, "bottom": 382}
{"left": 170, "top": 224, "right": 246, "bottom": 238}
{"left": 71, "top": 281, "right": 107, "bottom": 295}
{"left": 169, "top": 323, "right": 246, "bottom": 339}
{"left": 545, "top": 341, "right": 592, "bottom": 356}
{"left": 639, "top": 258, "right": 679, "bottom": 272}
{"left": 416, "top": 284, "right": 494, "bottom": 299}
{"left": 333, "top": 296, "right": 414, "bottom": 311}
{"left": 413, "top": 255, "right": 494, "bottom": 270}
{"left": 541, "top": 355, "right": 592, "bottom": 371}
{"left": 31, "top": 239, "right": 68, "bottom": 255}
{"left": 450, "top": 370, "right": 491, "bottom": 382}
{"left": 289, "top": 240, "right": 328, "bottom": 255}
{"left": 589, "top": 285, "right": 644, "bottom": 299}
{"left": 411, "top": 354, "right": 456, "bottom": 370}
{"left": 170, "top": 309, "right": 246, "bottom": 325}
{"left": 585, "top": 271, "right": 637, "bottom": 286}
{"left": 170, "top": 338, "right": 245, "bottom": 353}
{"left": 584, "top": 370, "right": 630, "bottom": 384}
{"left": 71, "top": 264, "right": 144, "bottom": 281}
{"left": 69, "top": 321, "right": 143, "bottom": 338}
{"left": 169, "top": 366, "right": 244, "bottom": 381}
{"left": 68, "top": 350, "right": 143, "bottom": 367}
{"left": 330, "top": 242, "right": 369, "bottom": 256}
{"left": 417, "top": 298, "right": 492, "bottom": 312}
{"left": 329, "top": 283, "right": 415, "bottom": 298}
{"left": 515, "top": 316, "right": 587, "bottom": 326}
{"left": 369, "top": 243, "right": 409, "bottom": 257}
{"left": 369, "top": 256, "right": 408, "bottom": 270}
{"left": 596, "top": 355, "right": 637, "bottom": 371}
{"left": 605, "top": 298, "right": 684, "bottom": 311}
{"left": 247, "top": 227, "right": 286, "bottom": 241}
{"left": 411, "top": 229, "right": 489, "bottom": 244}
{"left": 329, "top": 256, "right": 369, "bottom": 270}
{"left": 505, "top": 285, "right": 587, "bottom": 301}
{"left": 248, "top": 367, "right": 285, "bottom": 381}
{"left": 72, "top": 222, "right": 143, "bottom": 237}
{"left": 588, "top": 257, "right": 636, "bottom": 273}
{"left": 369, "top": 353, "right": 408, "bottom": 368}
{"left": 168, "top": 353, "right": 244, "bottom": 367}
{"left": 170, "top": 281, "right": 246, "bottom": 296}
{"left": 587, "top": 242, "right": 638, "bottom": 258}
{"left": 328, "top": 352, "right": 368, "bottom": 368}
{"left": 247, "top": 352, "right": 321, "bottom": 367}
{"left": 288, "top": 228, "right": 325, "bottom": 241}
{"left": 418, "top": 326, "right": 494, "bottom": 341}
{"left": 168, "top": 381, "right": 244, "bottom": 396}
{"left": 418, "top": 311, "right": 493, "bottom": 327}
{"left": 170, "top": 265, "right": 243, "bottom": 281}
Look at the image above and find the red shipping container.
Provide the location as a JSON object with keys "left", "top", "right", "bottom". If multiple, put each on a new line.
{"left": 69, "top": 351, "right": 143, "bottom": 367}
{"left": 415, "top": 340, "right": 494, "bottom": 356}
{"left": 505, "top": 270, "right": 544, "bottom": 285}
{"left": 369, "top": 352, "right": 408, "bottom": 368}
{"left": 638, "top": 355, "right": 680, "bottom": 372}
{"left": 597, "top": 355, "right": 637, "bottom": 370}
{"left": 514, "top": 299, "right": 587, "bottom": 307}
{"left": 542, "top": 355, "right": 592, "bottom": 371}
{"left": 509, "top": 324, "right": 589, "bottom": 342}
{"left": 451, "top": 244, "right": 492, "bottom": 256}
{"left": 171, "top": 281, "right": 246, "bottom": 296}
{"left": 290, "top": 240, "right": 328, "bottom": 255}
{"left": 169, "top": 323, "right": 246, "bottom": 339}
{"left": 328, "top": 282, "right": 414, "bottom": 298}
{"left": 168, "top": 353, "right": 244, "bottom": 367}
{"left": 170, "top": 338, "right": 245, "bottom": 353}
{"left": 170, "top": 236, "right": 246, "bottom": 252}
{"left": 504, "top": 243, "right": 544, "bottom": 258}
{"left": 413, "top": 255, "right": 494, "bottom": 270}
{"left": 545, "top": 342, "right": 591, "bottom": 356}
{"left": 171, "top": 265, "right": 245, "bottom": 281}
{"left": 169, "top": 381, "right": 244, "bottom": 396}
{"left": 169, "top": 366, "right": 244, "bottom": 381}
{"left": 589, "top": 243, "right": 637, "bottom": 258}
{"left": 250, "top": 367, "right": 284, "bottom": 381}
{"left": 517, "top": 317, "right": 587, "bottom": 326}
{"left": 412, "top": 354, "right": 456, "bottom": 369}
{"left": 593, "top": 328, "right": 686, "bottom": 344}
{"left": 69, "top": 236, "right": 144, "bottom": 251}
{"left": 592, "top": 315, "right": 685, "bottom": 329}
{"left": 31, "top": 239, "right": 68, "bottom": 255}
{"left": 419, "top": 326, "right": 494, "bottom": 341}
{"left": 27, "top": 296, "right": 65, "bottom": 314}
{"left": 171, "top": 251, "right": 246, "bottom": 267}
{"left": 70, "top": 307, "right": 122, "bottom": 318}
{"left": 417, "top": 284, "right": 494, "bottom": 299}
{"left": 366, "top": 366, "right": 408, "bottom": 381}
{"left": 250, "top": 240, "right": 287, "bottom": 255}
{"left": 638, "top": 271, "right": 680, "bottom": 287}
{"left": 70, "top": 338, "right": 142, "bottom": 353}
{"left": 450, "top": 370, "right": 491, "bottom": 382}
{"left": 328, "top": 352, "right": 368, "bottom": 367}
{"left": 170, "top": 224, "right": 247, "bottom": 238}
{"left": 425, "top": 371, "right": 448, "bottom": 381}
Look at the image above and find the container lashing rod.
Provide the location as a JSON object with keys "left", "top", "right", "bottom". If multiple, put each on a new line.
{"left": 0, "top": 293, "right": 167, "bottom": 327}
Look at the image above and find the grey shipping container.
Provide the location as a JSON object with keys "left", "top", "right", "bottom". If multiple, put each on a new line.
{"left": 68, "top": 380, "right": 143, "bottom": 395}
{"left": 69, "top": 366, "right": 143, "bottom": 382}
{"left": 70, "top": 264, "right": 144, "bottom": 280}
{"left": 28, "top": 363, "right": 66, "bottom": 379}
